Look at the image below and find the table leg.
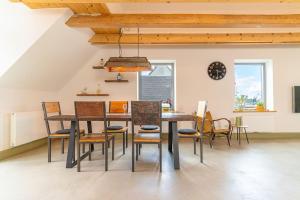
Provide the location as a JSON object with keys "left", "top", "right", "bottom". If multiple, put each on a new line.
{"left": 238, "top": 128, "right": 241, "bottom": 145}
{"left": 244, "top": 128, "right": 249, "bottom": 144}
{"left": 66, "top": 120, "right": 76, "bottom": 168}
{"left": 171, "top": 121, "right": 180, "bottom": 170}
{"left": 168, "top": 121, "right": 173, "bottom": 153}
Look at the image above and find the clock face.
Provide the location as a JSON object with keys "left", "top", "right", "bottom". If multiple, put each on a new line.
{"left": 207, "top": 62, "right": 226, "bottom": 80}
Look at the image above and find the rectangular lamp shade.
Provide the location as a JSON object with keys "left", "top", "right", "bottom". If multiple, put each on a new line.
{"left": 104, "top": 57, "right": 152, "bottom": 72}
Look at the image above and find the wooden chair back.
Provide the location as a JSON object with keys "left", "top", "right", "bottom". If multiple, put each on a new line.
{"left": 195, "top": 101, "right": 208, "bottom": 135}
{"left": 131, "top": 101, "right": 162, "bottom": 126}
{"left": 74, "top": 101, "right": 106, "bottom": 118}
{"left": 197, "top": 111, "right": 212, "bottom": 133}
{"left": 42, "top": 102, "right": 64, "bottom": 134}
{"left": 109, "top": 101, "right": 128, "bottom": 113}
{"left": 74, "top": 101, "right": 107, "bottom": 136}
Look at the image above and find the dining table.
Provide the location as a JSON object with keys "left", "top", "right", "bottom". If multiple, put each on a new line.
{"left": 46, "top": 112, "right": 194, "bottom": 170}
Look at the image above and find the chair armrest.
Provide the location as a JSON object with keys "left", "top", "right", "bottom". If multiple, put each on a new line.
{"left": 212, "top": 118, "right": 232, "bottom": 130}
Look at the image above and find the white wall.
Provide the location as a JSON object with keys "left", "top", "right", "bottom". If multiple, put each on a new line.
{"left": 58, "top": 45, "right": 300, "bottom": 133}
{"left": 0, "top": 1, "right": 66, "bottom": 76}
{"left": 0, "top": 3, "right": 98, "bottom": 150}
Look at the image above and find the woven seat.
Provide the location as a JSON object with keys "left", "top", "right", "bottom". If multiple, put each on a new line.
{"left": 178, "top": 132, "right": 200, "bottom": 138}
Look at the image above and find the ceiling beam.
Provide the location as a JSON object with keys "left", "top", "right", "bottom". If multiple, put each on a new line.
{"left": 66, "top": 14, "right": 300, "bottom": 28}
{"left": 10, "top": 0, "right": 300, "bottom": 3}
{"left": 89, "top": 33, "right": 300, "bottom": 44}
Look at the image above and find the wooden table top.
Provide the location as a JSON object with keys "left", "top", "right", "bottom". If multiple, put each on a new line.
{"left": 46, "top": 112, "right": 194, "bottom": 122}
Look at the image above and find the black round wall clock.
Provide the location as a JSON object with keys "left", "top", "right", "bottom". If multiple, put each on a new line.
{"left": 207, "top": 61, "right": 226, "bottom": 80}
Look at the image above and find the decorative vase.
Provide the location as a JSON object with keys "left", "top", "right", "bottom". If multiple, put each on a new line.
{"left": 96, "top": 84, "right": 101, "bottom": 94}
{"left": 116, "top": 73, "right": 122, "bottom": 80}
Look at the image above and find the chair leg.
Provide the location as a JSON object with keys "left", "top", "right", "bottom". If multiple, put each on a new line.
{"left": 132, "top": 142, "right": 135, "bottom": 172}
{"left": 105, "top": 141, "right": 108, "bottom": 171}
{"left": 61, "top": 138, "right": 64, "bottom": 154}
{"left": 200, "top": 137, "right": 203, "bottom": 163}
{"left": 136, "top": 144, "right": 139, "bottom": 161}
{"left": 48, "top": 138, "right": 51, "bottom": 162}
{"left": 209, "top": 134, "right": 214, "bottom": 148}
{"left": 77, "top": 142, "right": 81, "bottom": 172}
{"left": 88, "top": 144, "right": 92, "bottom": 161}
{"left": 159, "top": 142, "right": 162, "bottom": 172}
{"left": 126, "top": 131, "right": 128, "bottom": 148}
{"left": 139, "top": 144, "right": 141, "bottom": 155}
{"left": 102, "top": 143, "right": 104, "bottom": 155}
{"left": 112, "top": 137, "right": 115, "bottom": 160}
{"left": 226, "top": 134, "right": 231, "bottom": 146}
{"left": 122, "top": 132, "right": 125, "bottom": 155}
{"left": 244, "top": 128, "right": 249, "bottom": 144}
{"left": 82, "top": 144, "right": 85, "bottom": 154}
{"left": 193, "top": 138, "right": 196, "bottom": 155}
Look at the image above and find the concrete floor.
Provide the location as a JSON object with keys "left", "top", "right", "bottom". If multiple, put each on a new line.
{"left": 1, "top": 138, "right": 300, "bottom": 200}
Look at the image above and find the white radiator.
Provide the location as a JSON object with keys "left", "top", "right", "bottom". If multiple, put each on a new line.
{"left": 0, "top": 113, "right": 11, "bottom": 151}
{"left": 10, "top": 111, "right": 47, "bottom": 147}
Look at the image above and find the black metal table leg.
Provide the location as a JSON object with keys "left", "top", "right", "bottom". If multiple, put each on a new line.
{"left": 238, "top": 128, "right": 241, "bottom": 145}
{"left": 244, "top": 127, "right": 249, "bottom": 144}
{"left": 66, "top": 120, "right": 76, "bottom": 168}
{"left": 168, "top": 121, "right": 173, "bottom": 153}
{"left": 171, "top": 121, "right": 180, "bottom": 170}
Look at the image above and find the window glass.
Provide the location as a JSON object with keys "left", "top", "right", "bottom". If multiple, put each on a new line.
{"left": 235, "top": 63, "right": 265, "bottom": 109}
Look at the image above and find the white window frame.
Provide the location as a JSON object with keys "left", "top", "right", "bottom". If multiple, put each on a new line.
{"left": 137, "top": 60, "right": 176, "bottom": 110}
{"left": 234, "top": 59, "right": 274, "bottom": 111}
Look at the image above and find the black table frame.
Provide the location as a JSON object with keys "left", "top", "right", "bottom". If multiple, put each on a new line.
{"left": 47, "top": 113, "right": 194, "bottom": 170}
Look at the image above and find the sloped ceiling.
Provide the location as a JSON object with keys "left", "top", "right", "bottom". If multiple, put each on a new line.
{"left": 0, "top": 10, "right": 98, "bottom": 91}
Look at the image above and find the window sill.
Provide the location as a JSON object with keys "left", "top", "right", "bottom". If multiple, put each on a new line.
{"left": 233, "top": 110, "right": 277, "bottom": 113}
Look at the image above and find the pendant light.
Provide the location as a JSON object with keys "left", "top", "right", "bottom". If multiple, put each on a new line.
{"left": 104, "top": 28, "right": 151, "bottom": 72}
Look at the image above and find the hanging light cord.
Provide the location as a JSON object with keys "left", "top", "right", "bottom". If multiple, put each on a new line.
{"left": 118, "top": 28, "right": 123, "bottom": 57}
{"left": 137, "top": 27, "right": 140, "bottom": 57}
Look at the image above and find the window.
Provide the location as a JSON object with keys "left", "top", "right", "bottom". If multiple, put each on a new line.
{"left": 138, "top": 62, "right": 175, "bottom": 110}
{"left": 235, "top": 62, "right": 265, "bottom": 109}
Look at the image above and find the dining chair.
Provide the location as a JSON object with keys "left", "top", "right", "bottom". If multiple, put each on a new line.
{"left": 131, "top": 101, "right": 162, "bottom": 172}
{"left": 204, "top": 111, "right": 232, "bottom": 147}
{"left": 42, "top": 101, "right": 85, "bottom": 162}
{"left": 177, "top": 101, "right": 207, "bottom": 163}
{"left": 75, "top": 101, "right": 115, "bottom": 172}
{"left": 104, "top": 101, "right": 129, "bottom": 154}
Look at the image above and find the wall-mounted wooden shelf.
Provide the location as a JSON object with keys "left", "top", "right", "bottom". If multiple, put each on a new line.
{"left": 104, "top": 80, "right": 129, "bottom": 83}
{"left": 77, "top": 93, "right": 109, "bottom": 96}
{"left": 93, "top": 66, "right": 105, "bottom": 69}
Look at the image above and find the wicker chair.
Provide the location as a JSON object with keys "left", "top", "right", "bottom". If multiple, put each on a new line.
{"left": 202, "top": 111, "right": 232, "bottom": 147}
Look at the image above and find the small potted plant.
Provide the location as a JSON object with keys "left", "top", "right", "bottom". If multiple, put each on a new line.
{"left": 256, "top": 102, "right": 265, "bottom": 112}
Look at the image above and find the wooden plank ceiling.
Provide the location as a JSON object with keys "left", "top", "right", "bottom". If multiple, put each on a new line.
{"left": 10, "top": 0, "right": 300, "bottom": 45}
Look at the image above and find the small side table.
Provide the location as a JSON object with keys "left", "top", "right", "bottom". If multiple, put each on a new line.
{"left": 236, "top": 125, "right": 249, "bottom": 145}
